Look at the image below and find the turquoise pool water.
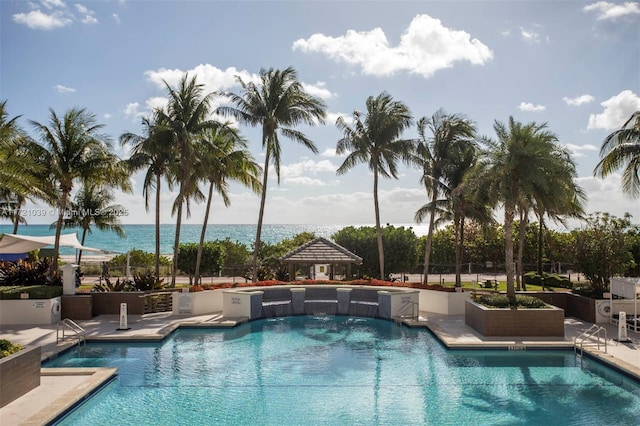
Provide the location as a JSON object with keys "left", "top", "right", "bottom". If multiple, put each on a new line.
{"left": 47, "top": 316, "right": 640, "bottom": 425}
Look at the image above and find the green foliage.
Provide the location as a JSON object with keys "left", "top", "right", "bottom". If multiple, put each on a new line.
{"left": 333, "top": 225, "right": 419, "bottom": 277}
{"left": 177, "top": 242, "right": 225, "bottom": 280}
{"left": 132, "top": 272, "right": 165, "bottom": 291}
{"left": 0, "top": 259, "right": 62, "bottom": 286}
{"left": 573, "top": 212, "right": 636, "bottom": 296}
{"left": 0, "top": 285, "right": 62, "bottom": 299}
{"left": 108, "top": 249, "right": 172, "bottom": 269}
{"left": 217, "top": 238, "right": 251, "bottom": 268}
{"left": 524, "top": 271, "right": 571, "bottom": 288}
{"left": 0, "top": 339, "right": 22, "bottom": 358}
{"left": 475, "top": 294, "right": 547, "bottom": 309}
{"left": 92, "top": 277, "right": 135, "bottom": 292}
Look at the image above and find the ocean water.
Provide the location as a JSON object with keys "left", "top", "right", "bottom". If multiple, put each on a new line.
{"left": 0, "top": 223, "right": 428, "bottom": 256}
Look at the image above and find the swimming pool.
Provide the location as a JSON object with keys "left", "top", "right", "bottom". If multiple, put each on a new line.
{"left": 47, "top": 316, "right": 640, "bottom": 425}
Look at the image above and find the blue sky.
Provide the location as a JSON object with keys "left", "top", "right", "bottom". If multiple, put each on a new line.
{"left": 1, "top": 0, "right": 639, "bottom": 228}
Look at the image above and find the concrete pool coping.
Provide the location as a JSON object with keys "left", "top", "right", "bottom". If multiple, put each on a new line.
{"left": 0, "top": 312, "right": 638, "bottom": 425}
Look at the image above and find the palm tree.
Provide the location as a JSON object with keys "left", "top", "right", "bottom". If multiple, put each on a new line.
{"left": 476, "top": 117, "right": 570, "bottom": 301}
{"left": 413, "top": 110, "right": 477, "bottom": 284}
{"left": 156, "top": 74, "right": 217, "bottom": 286}
{"left": 218, "top": 67, "right": 326, "bottom": 282}
{"left": 0, "top": 100, "right": 49, "bottom": 230}
{"left": 55, "top": 184, "right": 126, "bottom": 264}
{"left": 336, "top": 92, "right": 414, "bottom": 279}
{"left": 192, "top": 123, "right": 262, "bottom": 283}
{"left": 120, "top": 111, "right": 174, "bottom": 276}
{"left": 30, "top": 107, "right": 130, "bottom": 272}
{"left": 594, "top": 111, "right": 640, "bottom": 198}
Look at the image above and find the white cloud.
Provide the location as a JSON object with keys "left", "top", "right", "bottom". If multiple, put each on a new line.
{"left": 145, "top": 64, "right": 257, "bottom": 93}
{"left": 327, "top": 112, "right": 354, "bottom": 125}
{"left": 301, "top": 81, "right": 335, "bottom": 100}
{"left": 112, "top": 13, "right": 120, "bottom": 23}
{"left": 563, "top": 94, "right": 594, "bottom": 106}
{"left": 518, "top": 102, "right": 546, "bottom": 112}
{"left": 501, "top": 29, "right": 511, "bottom": 36}
{"left": 292, "top": 13, "right": 493, "bottom": 78}
{"left": 81, "top": 14, "right": 98, "bottom": 25}
{"left": 75, "top": 4, "right": 89, "bottom": 14}
{"left": 103, "top": 113, "right": 112, "bottom": 119}
{"left": 123, "top": 102, "right": 143, "bottom": 121}
{"left": 53, "top": 84, "right": 75, "bottom": 93}
{"left": 75, "top": 4, "right": 98, "bottom": 25}
{"left": 13, "top": 9, "right": 72, "bottom": 30}
{"left": 284, "top": 177, "right": 327, "bottom": 186}
{"left": 577, "top": 175, "right": 640, "bottom": 220}
{"left": 587, "top": 90, "right": 640, "bottom": 130}
{"left": 41, "top": 0, "right": 66, "bottom": 9}
{"left": 584, "top": 1, "right": 640, "bottom": 20}
{"left": 320, "top": 148, "right": 338, "bottom": 157}
{"left": 520, "top": 27, "right": 540, "bottom": 43}
{"left": 280, "top": 159, "right": 337, "bottom": 180}
{"left": 564, "top": 143, "right": 599, "bottom": 157}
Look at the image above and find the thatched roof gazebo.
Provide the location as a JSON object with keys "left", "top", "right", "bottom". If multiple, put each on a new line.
{"left": 279, "top": 237, "right": 362, "bottom": 281}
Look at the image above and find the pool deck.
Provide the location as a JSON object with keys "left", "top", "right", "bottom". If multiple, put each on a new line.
{"left": 1, "top": 312, "right": 639, "bottom": 425}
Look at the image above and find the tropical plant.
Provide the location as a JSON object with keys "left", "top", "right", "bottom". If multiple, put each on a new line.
{"left": 192, "top": 122, "right": 261, "bottom": 284}
{"left": 336, "top": 92, "right": 414, "bottom": 279}
{"left": 218, "top": 66, "right": 327, "bottom": 282}
{"left": 0, "top": 100, "right": 49, "bottom": 232}
{"left": 413, "top": 110, "right": 479, "bottom": 285}
{"left": 594, "top": 111, "right": 640, "bottom": 198}
{"left": 473, "top": 117, "right": 577, "bottom": 301}
{"left": 573, "top": 212, "right": 635, "bottom": 296}
{"left": 156, "top": 74, "right": 218, "bottom": 286}
{"left": 29, "top": 107, "right": 130, "bottom": 272}
{"left": 0, "top": 339, "right": 22, "bottom": 358}
{"left": 54, "top": 184, "right": 126, "bottom": 264}
{"left": 177, "top": 242, "right": 225, "bottom": 284}
{"left": 120, "top": 111, "right": 174, "bottom": 276}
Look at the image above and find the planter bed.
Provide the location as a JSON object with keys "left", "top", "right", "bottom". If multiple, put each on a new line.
{"left": 465, "top": 299, "right": 564, "bottom": 337}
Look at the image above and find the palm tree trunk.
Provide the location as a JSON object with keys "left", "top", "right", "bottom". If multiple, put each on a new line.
{"left": 195, "top": 182, "right": 214, "bottom": 284}
{"left": 518, "top": 213, "right": 527, "bottom": 291}
{"left": 77, "top": 228, "right": 87, "bottom": 264}
{"left": 537, "top": 215, "right": 544, "bottom": 275}
{"left": 154, "top": 174, "right": 161, "bottom": 277}
{"left": 504, "top": 205, "right": 516, "bottom": 302}
{"left": 253, "top": 151, "right": 270, "bottom": 282}
{"left": 454, "top": 215, "right": 464, "bottom": 287}
{"left": 422, "top": 190, "right": 438, "bottom": 284}
{"left": 12, "top": 200, "right": 21, "bottom": 234}
{"left": 171, "top": 180, "right": 185, "bottom": 287}
{"left": 516, "top": 209, "right": 526, "bottom": 291}
{"left": 373, "top": 169, "right": 385, "bottom": 279}
{"left": 52, "top": 191, "right": 69, "bottom": 275}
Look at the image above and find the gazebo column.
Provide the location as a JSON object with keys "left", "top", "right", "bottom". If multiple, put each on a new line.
{"left": 288, "top": 263, "right": 295, "bottom": 281}
{"left": 346, "top": 263, "right": 352, "bottom": 279}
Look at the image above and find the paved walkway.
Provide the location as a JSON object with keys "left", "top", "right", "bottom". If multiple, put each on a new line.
{"left": 1, "top": 312, "right": 638, "bottom": 425}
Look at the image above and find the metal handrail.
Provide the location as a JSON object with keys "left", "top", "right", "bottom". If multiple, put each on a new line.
{"left": 56, "top": 318, "right": 86, "bottom": 349}
{"left": 574, "top": 324, "right": 607, "bottom": 358}
{"left": 394, "top": 301, "right": 419, "bottom": 324}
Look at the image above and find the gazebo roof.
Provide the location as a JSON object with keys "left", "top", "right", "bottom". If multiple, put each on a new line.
{"left": 279, "top": 237, "right": 363, "bottom": 265}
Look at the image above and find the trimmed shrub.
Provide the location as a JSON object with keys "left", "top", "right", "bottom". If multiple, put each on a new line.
{"left": 0, "top": 285, "right": 63, "bottom": 300}
{"left": 0, "top": 339, "right": 22, "bottom": 358}
{"left": 475, "top": 294, "right": 547, "bottom": 309}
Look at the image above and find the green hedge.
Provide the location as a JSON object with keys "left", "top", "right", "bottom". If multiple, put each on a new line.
{"left": 0, "top": 285, "right": 63, "bottom": 300}
{"left": 476, "top": 294, "right": 548, "bottom": 309}
{"left": 524, "top": 272, "right": 571, "bottom": 289}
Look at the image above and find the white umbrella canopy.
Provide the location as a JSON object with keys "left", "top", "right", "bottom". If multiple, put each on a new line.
{"left": 0, "top": 233, "right": 104, "bottom": 254}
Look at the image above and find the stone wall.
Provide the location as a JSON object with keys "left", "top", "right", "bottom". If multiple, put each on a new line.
{"left": 0, "top": 345, "right": 41, "bottom": 408}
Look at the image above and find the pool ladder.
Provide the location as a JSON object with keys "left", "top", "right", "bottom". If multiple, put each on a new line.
{"left": 574, "top": 324, "right": 607, "bottom": 361}
{"left": 394, "top": 301, "right": 419, "bottom": 325}
{"left": 57, "top": 318, "right": 86, "bottom": 350}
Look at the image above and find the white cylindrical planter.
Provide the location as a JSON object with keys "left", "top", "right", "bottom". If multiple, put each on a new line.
{"left": 61, "top": 264, "right": 79, "bottom": 295}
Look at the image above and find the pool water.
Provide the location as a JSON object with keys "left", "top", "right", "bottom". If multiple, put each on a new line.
{"left": 47, "top": 316, "right": 640, "bottom": 425}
